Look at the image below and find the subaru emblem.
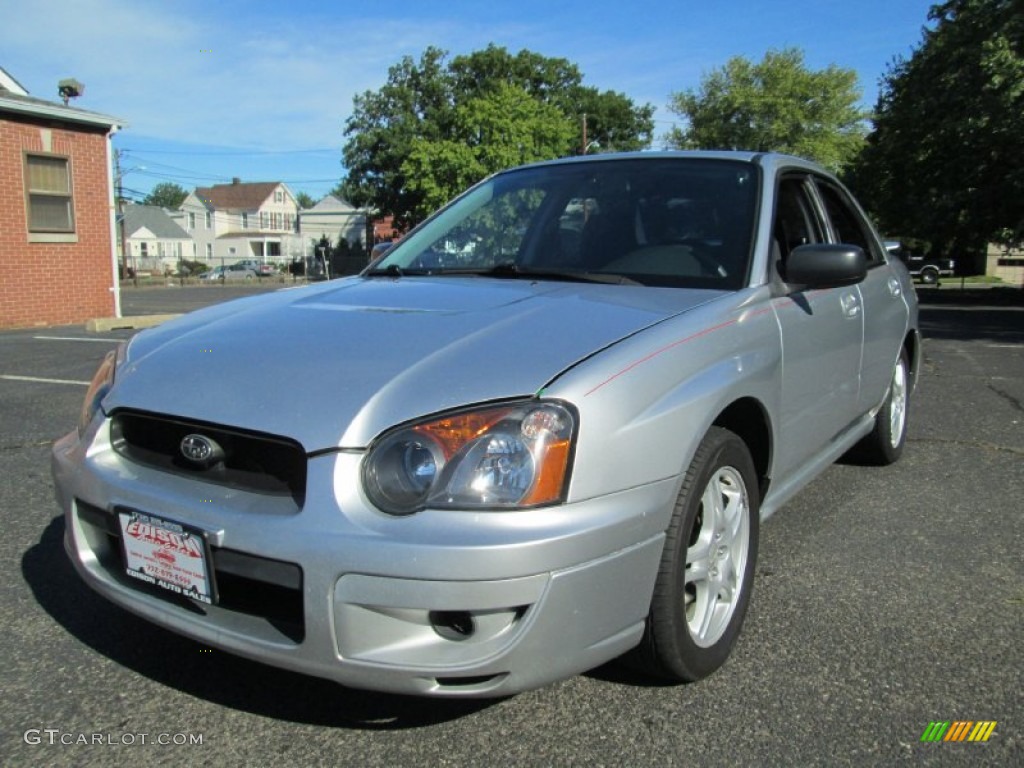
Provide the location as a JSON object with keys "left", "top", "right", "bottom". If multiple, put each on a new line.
{"left": 179, "top": 434, "right": 223, "bottom": 466}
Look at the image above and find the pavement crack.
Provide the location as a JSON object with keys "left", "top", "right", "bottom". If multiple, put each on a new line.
{"left": 1, "top": 439, "right": 53, "bottom": 452}
{"left": 987, "top": 383, "right": 1024, "bottom": 414}
{"left": 907, "top": 436, "right": 1024, "bottom": 456}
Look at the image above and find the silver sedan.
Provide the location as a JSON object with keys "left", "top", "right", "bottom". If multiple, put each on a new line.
{"left": 54, "top": 152, "right": 919, "bottom": 697}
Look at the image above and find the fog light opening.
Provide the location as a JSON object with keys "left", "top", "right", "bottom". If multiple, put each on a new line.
{"left": 429, "top": 610, "right": 476, "bottom": 641}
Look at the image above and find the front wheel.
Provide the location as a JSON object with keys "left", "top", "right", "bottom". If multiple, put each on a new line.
{"left": 631, "top": 427, "right": 759, "bottom": 682}
{"left": 919, "top": 267, "right": 939, "bottom": 285}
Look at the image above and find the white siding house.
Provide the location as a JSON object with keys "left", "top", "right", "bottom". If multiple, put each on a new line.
{"left": 122, "top": 204, "right": 192, "bottom": 275}
{"left": 298, "top": 195, "right": 369, "bottom": 250}
{"left": 178, "top": 179, "right": 301, "bottom": 265}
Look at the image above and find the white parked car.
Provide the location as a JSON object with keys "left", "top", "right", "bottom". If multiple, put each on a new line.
{"left": 200, "top": 263, "right": 257, "bottom": 281}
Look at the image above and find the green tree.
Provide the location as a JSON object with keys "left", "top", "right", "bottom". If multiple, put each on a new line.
{"left": 667, "top": 48, "right": 867, "bottom": 172}
{"left": 853, "top": 0, "right": 1023, "bottom": 264}
{"left": 143, "top": 182, "right": 188, "bottom": 210}
{"left": 401, "top": 84, "right": 575, "bottom": 218}
{"left": 295, "top": 191, "right": 317, "bottom": 209}
{"left": 340, "top": 45, "right": 654, "bottom": 227}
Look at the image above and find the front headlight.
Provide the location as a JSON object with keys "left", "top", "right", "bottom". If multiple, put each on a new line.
{"left": 78, "top": 343, "right": 125, "bottom": 436}
{"left": 362, "top": 401, "right": 576, "bottom": 515}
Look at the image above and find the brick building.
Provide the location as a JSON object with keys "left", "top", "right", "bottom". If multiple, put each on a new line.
{"left": 0, "top": 67, "right": 123, "bottom": 328}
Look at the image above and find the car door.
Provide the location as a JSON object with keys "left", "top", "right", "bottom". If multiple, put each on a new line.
{"left": 813, "top": 179, "right": 908, "bottom": 415}
{"left": 771, "top": 174, "right": 864, "bottom": 479}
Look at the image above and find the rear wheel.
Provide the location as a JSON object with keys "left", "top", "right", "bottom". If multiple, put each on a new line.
{"left": 851, "top": 348, "right": 910, "bottom": 465}
{"left": 632, "top": 427, "right": 759, "bottom": 682}
{"left": 920, "top": 267, "right": 939, "bottom": 285}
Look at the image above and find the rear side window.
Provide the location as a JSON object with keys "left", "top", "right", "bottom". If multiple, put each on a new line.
{"left": 815, "top": 181, "right": 884, "bottom": 264}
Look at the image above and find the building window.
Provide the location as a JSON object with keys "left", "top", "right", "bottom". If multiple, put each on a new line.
{"left": 242, "top": 212, "right": 248, "bottom": 229}
{"left": 260, "top": 211, "right": 268, "bottom": 229}
{"left": 25, "top": 153, "right": 75, "bottom": 233}
{"left": 206, "top": 243, "right": 213, "bottom": 259}
{"left": 205, "top": 211, "right": 212, "bottom": 229}
{"left": 275, "top": 212, "right": 283, "bottom": 230}
{"left": 139, "top": 242, "right": 148, "bottom": 258}
{"left": 188, "top": 212, "right": 196, "bottom": 229}
{"left": 274, "top": 190, "right": 283, "bottom": 203}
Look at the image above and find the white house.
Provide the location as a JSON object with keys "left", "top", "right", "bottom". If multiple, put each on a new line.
{"left": 122, "top": 204, "right": 192, "bottom": 275}
{"left": 178, "top": 179, "right": 301, "bottom": 264}
{"left": 298, "top": 195, "right": 369, "bottom": 250}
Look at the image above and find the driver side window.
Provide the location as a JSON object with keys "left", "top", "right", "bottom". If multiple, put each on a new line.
{"left": 815, "top": 181, "right": 885, "bottom": 264}
{"left": 774, "top": 176, "right": 825, "bottom": 263}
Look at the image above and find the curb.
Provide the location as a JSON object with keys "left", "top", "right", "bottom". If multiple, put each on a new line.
{"left": 86, "top": 314, "right": 182, "bottom": 332}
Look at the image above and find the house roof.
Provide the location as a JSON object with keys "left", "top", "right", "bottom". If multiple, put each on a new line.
{"left": 0, "top": 67, "right": 123, "bottom": 130}
{"left": 0, "top": 66, "right": 29, "bottom": 96}
{"left": 194, "top": 181, "right": 284, "bottom": 211}
{"left": 307, "top": 195, "right": 358, "bottom": 213}
{"left": 123, "top": 205, "right": 191, "bottom": 240}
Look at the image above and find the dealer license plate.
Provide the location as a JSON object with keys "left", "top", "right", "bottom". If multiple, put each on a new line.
{"left": 118, "top": 510, "right": 216, "bottom": 604}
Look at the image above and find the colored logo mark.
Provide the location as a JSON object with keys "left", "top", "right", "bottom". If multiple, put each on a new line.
{"left": 920, "top": 721, "right": 997, "bottom": 742}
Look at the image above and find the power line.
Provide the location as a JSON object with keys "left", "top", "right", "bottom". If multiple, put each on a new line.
{"left": 120, "top": 147, "right": 339, "bottom": 156}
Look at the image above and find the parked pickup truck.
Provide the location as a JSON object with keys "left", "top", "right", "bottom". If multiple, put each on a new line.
{"left": 885, "top": 242, "right": 955, "bottom": 285}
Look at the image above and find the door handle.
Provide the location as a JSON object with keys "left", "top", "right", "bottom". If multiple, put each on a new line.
{"left": 840, "top": 293, "right": 861, "bottom": 319}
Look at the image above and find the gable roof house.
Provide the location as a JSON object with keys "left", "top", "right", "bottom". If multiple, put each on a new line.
{"left": 122, "top": 204, "right": 192, "bottom": 275}
{"left": 0, "top": 66, "right": 124, "bottom": 328}
{"left": 298, "top": 195, "right": 369, "bottom": 248}
{"left": 178, "top": 179, "right": 301, "bottom": 265}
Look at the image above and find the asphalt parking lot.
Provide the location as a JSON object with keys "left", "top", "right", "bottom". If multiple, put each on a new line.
{"left": 1, "top": 284, "right": 1021, "bottom": 767}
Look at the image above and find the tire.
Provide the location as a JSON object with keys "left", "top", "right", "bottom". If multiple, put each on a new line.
{"left": 920, "top": 267, "right": 938, "bottom": 285}
{"left": 631, "top": 427, "right": 759, "bottom": 682}
{"left": 851, "top": 348, "right": 910, "bottom": 465}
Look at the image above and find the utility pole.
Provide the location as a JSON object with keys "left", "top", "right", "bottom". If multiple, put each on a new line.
{"left": 581, "top": 113, "right": 588, "bottom": 155}
{"left": 114, "top": 150, "right": 137, "bottom": 287}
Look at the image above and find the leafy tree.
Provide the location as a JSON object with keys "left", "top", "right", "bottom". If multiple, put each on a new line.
{"left": 340, "top": 48, "right": 454, "bottom": 226}
{"left": 401, "top": 84, "right": 575, "bottom": 218}
{"left": 143, "top": 182, "right": 188, "bottom": 210}
{"left": 853, "top": 0, "right": 1023, "bottom": 264}
{"left": 295, "top": 191, "right": 317, "bottom": 209}
{"left": 666, "top": 48, "right": 867, "bottom": 172}
{"left": 448, "top": 45, "right": 655, "bottom": 154}
{"left": 340, "top": 45, "right": 654, "bottom": 227}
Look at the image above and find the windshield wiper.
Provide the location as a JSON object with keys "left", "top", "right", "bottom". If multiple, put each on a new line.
{"left": 365, "top": 262, "right": 641, "bottom": 285}
{"left": 435, "top": 263, "right": 642, "bottom": 286}
{"left": 365, "top": 264, "right": 408, "bottom": 277}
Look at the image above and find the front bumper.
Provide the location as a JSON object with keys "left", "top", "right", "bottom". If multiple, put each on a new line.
{"left": 52, "top": 421, "right": 675, "bottom": 697}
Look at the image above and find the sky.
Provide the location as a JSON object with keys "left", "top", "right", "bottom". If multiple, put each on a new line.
{"left": 1, "top": 0, "right": 938, "bottom": 202}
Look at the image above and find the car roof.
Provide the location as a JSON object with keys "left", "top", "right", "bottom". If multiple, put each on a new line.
{"left": 506, "top": 150, "right": 831, "bottom": 179}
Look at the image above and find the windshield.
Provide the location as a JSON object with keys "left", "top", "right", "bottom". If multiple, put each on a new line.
{"left": 370, "top": 158, "right": 759, "bottom": 289}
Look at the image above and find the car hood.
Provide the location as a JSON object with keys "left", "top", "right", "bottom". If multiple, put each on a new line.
{"left": 107, "top": 277, "right": 726, "bottom": 450}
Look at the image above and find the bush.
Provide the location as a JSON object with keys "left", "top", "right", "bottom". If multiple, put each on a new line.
{"left": 179, "top": 260, "right": 210, "bottom": 276}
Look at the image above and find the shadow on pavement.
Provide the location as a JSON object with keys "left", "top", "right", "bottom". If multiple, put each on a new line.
{"left": 22, "top": 516, "right": 496, "bottom": 729}
{"left": 917, "top": 287, "right": 1024, "bottom": 343}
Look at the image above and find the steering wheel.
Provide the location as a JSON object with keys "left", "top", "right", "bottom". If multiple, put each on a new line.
{"left": 671, "top": 238, "right": 728, "bottom": 278}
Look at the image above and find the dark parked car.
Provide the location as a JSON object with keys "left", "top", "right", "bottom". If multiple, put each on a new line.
{"left": 885, "top": 242, "right": 954, "bottom": 285}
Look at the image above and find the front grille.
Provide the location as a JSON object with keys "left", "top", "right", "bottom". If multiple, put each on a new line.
{"left": 76, "top": 500, "right": 305, "bottom": 643}
{"left": 109, "top": 409, "right": 306, "bottom": 505}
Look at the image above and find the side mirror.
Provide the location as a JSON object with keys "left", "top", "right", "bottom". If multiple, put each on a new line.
{"left": 784, "top": 244, "right": 867, "bottom": 289}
